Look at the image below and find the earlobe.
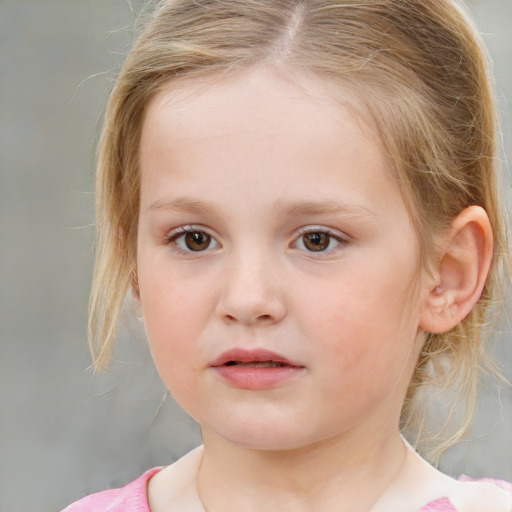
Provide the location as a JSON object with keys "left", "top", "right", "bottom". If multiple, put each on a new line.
{"left": 419, "top": 206, "right": 493, "bottom": 334}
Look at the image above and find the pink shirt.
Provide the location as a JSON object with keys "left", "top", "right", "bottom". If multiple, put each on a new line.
{"left": 62, "top": 468, "right": 512, "bottom": 512}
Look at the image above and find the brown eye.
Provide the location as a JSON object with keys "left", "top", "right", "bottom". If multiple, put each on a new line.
{"left": 168, "top": 227, "right": 220, "bottom": 253}
{"left": 184, "top": 231, "right": 212, "bottom": 251}
{"left": 302, "top": 232, "right": 330, "bottom": 252}
{"left": 292, "top": 228, "right": 344, "bottom": 254}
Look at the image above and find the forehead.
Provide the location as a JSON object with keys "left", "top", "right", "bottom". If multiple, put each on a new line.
{"left": 141, "top": 66, "right": 377, "bottom": 152}
{"left": 139, "top": 65, "right": 403, "bottom": 218}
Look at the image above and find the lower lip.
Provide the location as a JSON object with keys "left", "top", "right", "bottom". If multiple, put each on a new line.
{"left": 212, "top": 365, "right": 304, "bottom": 390}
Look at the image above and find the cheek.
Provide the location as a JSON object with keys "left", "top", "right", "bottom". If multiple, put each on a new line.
{"left": 138, "top": 271, "right": 213, "bottom": 385}
{"left": 298, "top": 262, "right": 418, "bottom": 370}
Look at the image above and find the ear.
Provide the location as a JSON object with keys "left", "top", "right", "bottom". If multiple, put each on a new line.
{"left": 419, "top": 206, "right": 493, "bottom": 334}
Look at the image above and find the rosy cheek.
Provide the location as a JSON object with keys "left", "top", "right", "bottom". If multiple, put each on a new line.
{"left": 143, "top": 286, "right": 206, "bottom": 352}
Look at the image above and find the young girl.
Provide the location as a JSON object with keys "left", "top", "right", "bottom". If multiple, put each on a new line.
{"left": 64, "top": 0, "right": 511, "bottom": 510}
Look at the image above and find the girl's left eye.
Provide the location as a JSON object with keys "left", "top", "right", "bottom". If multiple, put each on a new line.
{"left": 167, "top": 227, "right": 220, "bottom": 252}
{"left": 293, "top": 229, "right": 345, "bottom": 253}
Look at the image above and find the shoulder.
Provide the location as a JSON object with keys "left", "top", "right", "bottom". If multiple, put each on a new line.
{"left": 147, "top": 446, "right": 204, "bottom": 511}
{"left": 446, "top": 477, "right": 512, "bottom": 512}
{"left": 61, "top": 467, "right": 162, "bottom": 512}
{"left": 402, "top": 443, "right": 511, "bottom": 512}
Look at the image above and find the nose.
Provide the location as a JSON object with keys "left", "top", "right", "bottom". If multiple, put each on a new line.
{"left": 216, "top": 252, "right": 287, "bottom": 326}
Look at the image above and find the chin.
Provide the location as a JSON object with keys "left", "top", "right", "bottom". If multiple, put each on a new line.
{"left": 206, "top": 417, "right": 319, "bottom": 452}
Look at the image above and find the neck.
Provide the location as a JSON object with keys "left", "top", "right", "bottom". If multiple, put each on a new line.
{"left": 196, "top": 428, "right": 407, "bottom": 512}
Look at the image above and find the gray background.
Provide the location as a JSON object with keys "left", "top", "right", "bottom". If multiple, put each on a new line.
{"left": 0, "top": 1, "right": 511, "bottom": 511}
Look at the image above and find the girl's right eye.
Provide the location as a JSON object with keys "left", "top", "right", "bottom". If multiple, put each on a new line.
{"left": 166, "top": 227, "right": 220, "bottom": 252}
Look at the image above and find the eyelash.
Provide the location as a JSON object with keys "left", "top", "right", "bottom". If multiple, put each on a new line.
{"left": 165, "top": 225, "right": 221, "bottom": 254}
{"left": 292, "top": 226, "right": 348, "bottom": 254}
{"left": 164, "top": 225, "right": 348, "bottom": 255}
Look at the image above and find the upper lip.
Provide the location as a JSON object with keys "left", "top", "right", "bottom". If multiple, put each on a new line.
{"left": 210, "top": 348, "right": 303, "bottom": 368}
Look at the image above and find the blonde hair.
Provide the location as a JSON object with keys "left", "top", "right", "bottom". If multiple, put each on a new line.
{"left": 89, "top": 0, "right": 510, "bottom": 458}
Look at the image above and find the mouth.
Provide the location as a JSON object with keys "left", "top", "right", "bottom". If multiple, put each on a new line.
{"left": 210, "top": 348, "right": 303, "bottom": 369}
{"left": 224, "top": 360, "right": 289, "bottom": 368}
{"left": 210, "top": 348, "right": 304, "bottom": 389}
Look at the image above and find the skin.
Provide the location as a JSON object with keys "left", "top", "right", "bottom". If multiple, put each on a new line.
{"left": 135, "top": 66, "right": 501, "bottom": 511}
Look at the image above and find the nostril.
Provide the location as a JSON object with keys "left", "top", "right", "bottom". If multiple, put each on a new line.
{"left": 216, "top": 295, "right": 287, "bottom": 325}
{"left": 221, "top": 313, "right": 274, "bottom": 324}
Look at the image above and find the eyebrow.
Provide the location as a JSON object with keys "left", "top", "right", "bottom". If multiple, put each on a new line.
{"left": 147, "top": 196, "right": 376, "bottom": 221}
{"left": 279, "top": 200, "right": 377, "bottom": 220}
{"left": 146, "top": 197, "right": 216, "bottom": 215}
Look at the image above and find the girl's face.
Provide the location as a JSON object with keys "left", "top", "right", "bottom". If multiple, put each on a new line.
{"left": 136, "top": 67, "right": 430, "bottom": 450}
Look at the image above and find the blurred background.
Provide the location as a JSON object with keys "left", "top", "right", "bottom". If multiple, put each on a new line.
{"left": 0, "top": 1, "right": 511, "bottom": 510}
